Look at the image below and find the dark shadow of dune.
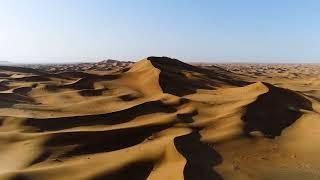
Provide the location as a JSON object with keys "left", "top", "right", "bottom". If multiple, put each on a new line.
{"left": 120, "top": 67, "right": 131, "bottom": 73}
{"left": 56, "top": 71, "right": 119, "bottom": 80}
{"left": 147, "top": 56, "right": 248, "bottom": 96}
{"left": 14, "top": 76, "right": 51, "bottom": 82}
{"left": 61, "top": 77, "right": 97, "bottom": 90}
{"left": 0, "top": 93, "right": 34, "bottom": 108}
{"left": 24, "top": 100, "right": 176, "bottom": 131}
{"left": 44, "top": 84, "right": 60, "bottom": 92}
{"left": 174, "top": 131, "right": 223, "bottom": 180}
{"left": 28, "top": 150, "right": 52, "bottom": 166}
{"left": 0, "top": 65, "right": 76, "bottom": 80}
{"left": 177, "top": 110, "right": 198, "bottom": 123}
{"left": 119, "top": 94, "right": 140, "bottom": 101}
{"left": 179, "top": 98, "right": 191, "bottom": 105}
{"left": 13, "top": 87, "right": 32, "bottom": 96}
{"left": 45, "top": 75, "right": 118, "bottom": 91}
{"left": 56, "top": 71, "right": 94, "bottom": 78}
{"left": 30, "top": 109, "right": 200, "bottom": 163}
{"left": 242, "top": 82, "right": 313, "bottom": 138}
{"left": 0, "top": 81, "right": 10, "bottom": 91}
{"left": 0, "top": 117, "right": 4, "bottom": 126}
{"left": 93, "top": 161, "right": 154, "bottom": 180}
{"left": 78, "top": 88, "right": 107, "bottom": 96}
{"left": 0, "top": 73, "right": 10, "bottom": 77}
{"left": 10, "top": 174, "right": 29, "bottom": 180}
{"left": 45, "top": 123, "right": 173, "bottom": 157}
{"left": 0, "top": 66, "right": 47, "bottom": 75}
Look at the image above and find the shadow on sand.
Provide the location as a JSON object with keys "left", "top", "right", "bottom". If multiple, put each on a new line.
{"left": 24, "top": 100, "right": 176, "bottom": 131}
{"left": 242, "top": 82, "right": 313, "bottom": 138}
{"left": 174, "top": 131, "right": 223, "bottom": 180}
{"left": 148, "top": 56, "right": 247, "bottom": 96}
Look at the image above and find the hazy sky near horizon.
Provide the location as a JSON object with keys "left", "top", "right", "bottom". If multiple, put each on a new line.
{"left": 1, "top": 0, "right": 320, "bottom": 63}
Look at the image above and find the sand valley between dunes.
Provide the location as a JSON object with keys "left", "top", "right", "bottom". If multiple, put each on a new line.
{"left": 0, "top": 57, "right": 320, "bottom": 180}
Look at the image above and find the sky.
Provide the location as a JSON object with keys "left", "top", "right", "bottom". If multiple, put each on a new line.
{"left": 0, "top": 0, "right": 320, "bottom": 63}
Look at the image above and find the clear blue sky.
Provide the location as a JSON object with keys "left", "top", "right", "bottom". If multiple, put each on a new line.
{"left": 0, "top": 0, "right": 320, "bottom": 63}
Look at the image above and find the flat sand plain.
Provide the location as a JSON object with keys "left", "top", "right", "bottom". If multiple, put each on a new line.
{"left": 0, "top": 57, "right": 320, "bottom": 180}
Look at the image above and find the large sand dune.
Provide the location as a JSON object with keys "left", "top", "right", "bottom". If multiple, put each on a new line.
{"left": 0, "top": 57, "right": 320, "bottom": 180}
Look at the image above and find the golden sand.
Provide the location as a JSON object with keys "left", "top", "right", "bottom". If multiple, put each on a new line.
{"left": 0, "top": 57, "right": 319, "bottom": 180}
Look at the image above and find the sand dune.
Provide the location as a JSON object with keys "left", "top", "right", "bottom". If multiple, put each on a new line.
{"left": 0, "top": 57, "right": 320, "bottom": 180}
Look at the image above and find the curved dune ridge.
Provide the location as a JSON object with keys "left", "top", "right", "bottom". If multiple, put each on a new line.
{"left": 0, "top": 57, "right": 320, "bottom": 180}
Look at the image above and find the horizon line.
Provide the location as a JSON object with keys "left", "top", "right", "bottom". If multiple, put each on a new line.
{"left": 1, "top": 56, "right": 320, "bottom": 64}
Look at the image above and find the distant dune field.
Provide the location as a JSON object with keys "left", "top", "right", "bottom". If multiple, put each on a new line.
{"left": 0, "top": 57, "right": 320, "bottom": 180}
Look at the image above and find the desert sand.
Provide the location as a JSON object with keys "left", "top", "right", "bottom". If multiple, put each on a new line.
{"left": 0, "top": 56, "right": 320, "bottom": 180}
